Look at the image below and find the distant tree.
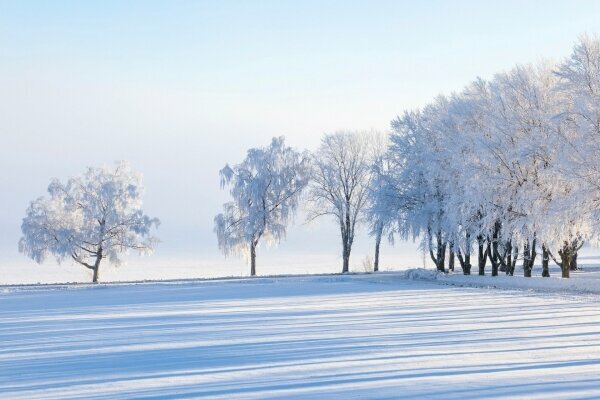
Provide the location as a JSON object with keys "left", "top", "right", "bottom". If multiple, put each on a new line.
{"left": 214, "top": 137, "right": 311, "bottom": 276}
{"left": 19, "top": 161, "right": 160, "bottom": 283}
{"left": 307, "top": 131, "right": 373, "bottom": 273}
{"left": 366, "top": 131, "right": 395, "bottom": 272}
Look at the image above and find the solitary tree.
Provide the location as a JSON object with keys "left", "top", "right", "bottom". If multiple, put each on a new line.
{"left": 19, "top": 161, "right": 160, "bottom": 283}
{"left": 307, "top": 131, "right": 373, "bottom": 273}
{"left": 214, "top": 137, "right": 311, "bottom": 276}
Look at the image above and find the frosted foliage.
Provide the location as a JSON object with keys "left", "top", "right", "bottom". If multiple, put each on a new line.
{"left": 366, "top": 132, "right": 397, "bottom": 241}
{"left": 214, "top": 137, "right": 311, "bottom": 258}
{"left": 19, "top": 161, "right": 160, "bottom": 269}
{"left": 373, "top": 36, "right": 600, "bottom": 262}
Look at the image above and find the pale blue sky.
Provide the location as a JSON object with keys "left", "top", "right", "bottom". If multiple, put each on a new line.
{"left": 1, "top": 1, "right": 599, "bottom": 278}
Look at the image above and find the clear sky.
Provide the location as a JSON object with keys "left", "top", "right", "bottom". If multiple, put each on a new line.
{"left": 1, "top": 1, "right": 600, "bottom": 280}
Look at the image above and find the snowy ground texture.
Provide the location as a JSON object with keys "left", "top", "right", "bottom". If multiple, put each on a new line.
{"left": 1, "top": 272, "right": 600, "bottom": 399}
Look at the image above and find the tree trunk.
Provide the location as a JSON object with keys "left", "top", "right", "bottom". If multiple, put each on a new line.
{"left": 506, "top": 242, "right": 513, "bottom": 276}
{"left": 342, "top": 236, "right": 350, "bottom": 273}
{"left": 456, "top": 232, "right": 472, "bottom": 275}
{"left": 92, "top": 264, "right": 100, "bottom": 283}
{"left": 570, "top": 252, "right": 579, "bottom": 271}
{"left": 488, "top": 222, "right": 502, "bottom": 277}
{"left": 448, "top": 243, "right": 455, "bottom": 272}
{"left": 92, "top": 247, "right": 102, "bottom": 283}
{"left": 477, "top": 235, "right": 486, "bottom": 276}
{"left": 373, "top": 223, "right": 383, "bottom": 272}
{"left": 560, "top": 252, "right": 570, "bottom": 278}
{"left": 558, "top": 243, "right": 573, "bottom": 278}
{"left": 508, "top": 245, "right": 518, "bottom": 276}
{"left": 542, "top": 245, "right": 550, "bottom": 277}
{"left": 250, "top": 242, "right": 257, "bottom": 276}
{"left": 428, "top": 228, "right": 446, "bottom": 272}
{"left": 523, "top": 241, "right": 531, "bottom": 278}
{"left": 523, "top": 238, "right": 536, "bottom": 278}
{"left": 342, "top": 251, "right": 349, "bottom": 273}
{"left": 487, "top": 240, "right": 500, "bottom": 277}
{"left": 437, "top": 231, "right": 446, "bottom": 272}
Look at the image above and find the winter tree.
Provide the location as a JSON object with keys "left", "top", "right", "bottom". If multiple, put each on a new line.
{"left": 19, "top": 161, "right": 160, "bottom": 283}
{"left": 214, "top": 137, "right": 311, "bottom": 276}
{"left": 307, "top": 131, "right": 374, "bottom": 273}
{"left": 365, "top": 131, "right": 392, "bottom": 272}
{"left": 545, "top": 34, "right": 600, "bottom": 277}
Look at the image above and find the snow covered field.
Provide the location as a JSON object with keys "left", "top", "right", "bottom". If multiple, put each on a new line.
{"left": 1, "top": 274, "right": 599, "bottom": 399}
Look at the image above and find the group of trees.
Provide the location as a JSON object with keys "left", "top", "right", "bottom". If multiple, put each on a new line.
{"left": 369, "top": 35, "right": 600, "bottom": 279}
{"left": 19, "top": 36, "right": 599, "bottom": 282}
{"left": 216, "top": 35, "right": 600, "bottom": 278}
{"left": 215, "top": 133, "right": 382, "bottom": 275}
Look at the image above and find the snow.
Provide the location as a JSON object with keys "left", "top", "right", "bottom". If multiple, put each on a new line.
{"left": 401, "top": 253, "right": 600, "bottom": 295}
{"left": 1, "top": 273, "right": 599, "bottom": 398}
{"left": 405, "top": 268, "right": 600, "bottom": 295}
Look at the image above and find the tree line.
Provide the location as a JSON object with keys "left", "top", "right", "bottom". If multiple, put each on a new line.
{"left": 215, "top": 35, "right": 600, "bottom": 279}
{"left": 19, "top": 35, "right": 600, "bottom": 282}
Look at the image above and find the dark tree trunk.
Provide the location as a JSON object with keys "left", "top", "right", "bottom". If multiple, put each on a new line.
{"left": 92, "top": 264, "right": 100, "bottom": 283}
{"left": 487, "top": 241, "right": 499, "bottom": 277}
{"left": 457, "top": 250, "right": 471, "bottom": 275}
{"left": 488, "top": 222, "right": 502, "bottom": 277}
{"left": 250, "top": 242, "right": 257, "bottom": 276}
{"left": 340, "top": 201, "right": 354, "bottom": 274}
{"left": 506, "top": 241, "right": 514, "bottom": 275}
{"left": 477, "top": 235, "right": 487, "bottom": 276}
{"left": 558, "top": 242, "right": 576, "bottom": 278}
{"left": 92, "top": 247, "right": 102, "bottom": 283}
{"left": 342, "top": 251, "right": 350, "bottom": 273}
{"left": 498, "top": 239, "right": 511, "bottom": 273}
{"left": 560, "top": 250, "right": 571, "bottom": 278}
{"left": 570, "top": 252, "right": 579, "bottom": 271}
{"left": 342, "top": 235, "right": 350, "bottom": 273}
{"left": 549, "top": 240, "right": 583, "bottom": 278}
{"left": 373, "top": 223, "right": 383, "bottom": 272}
{"left": 508, "top": 245, "right": 518, "bottom": 276}
{"left": 428, "top": 227, "right": 446, "bottom": 272}
{"left": 542, "top": 245, "right": 550, "bottom": 277}
{"left": 435, "top": 230, "right": 446, "bottom": 272}
{"left": 448, "top": 247, "right": 455, "bottom": 272}
{"left": 456, "top": 232, "right": 471, "bottom": 275}
{"left": 506, "top": 241, "right": 513, "bottom": 275}
{"left": 523, "top": 238, "right": 536, "bottom": 278}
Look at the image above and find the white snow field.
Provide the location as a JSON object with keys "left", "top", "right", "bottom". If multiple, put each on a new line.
{"left": 1, "top": 274, "right": 600, "bottom": 399}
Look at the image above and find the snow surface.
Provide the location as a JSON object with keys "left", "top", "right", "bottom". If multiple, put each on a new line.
{"left": 1, "top": 274, "right": 599, "bottom": 399}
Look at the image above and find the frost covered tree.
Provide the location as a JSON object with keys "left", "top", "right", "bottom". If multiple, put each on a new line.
{"left": 550, "top": 34, "right": 600, "bottom": 277}
{"left": 307, "top": 131, "right": 373, "bottom": 273}
{"left": 365, "top": 131, "right": 392, "bottom": 272}
{"left": 214, "top": 137, "right": 311, "bottom": 276}
{"left": 19, "top": 161, "right": 160, "bottom": 283}
{"left": 377, "top": 35, "right": 600, "bottom": 279}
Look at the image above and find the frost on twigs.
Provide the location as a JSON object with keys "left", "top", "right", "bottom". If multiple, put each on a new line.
{"left": 19, "top": 161, "right": 160, "bottom": 282}
{"left": 214, "top": 137, "right": 311, "bottom": 275}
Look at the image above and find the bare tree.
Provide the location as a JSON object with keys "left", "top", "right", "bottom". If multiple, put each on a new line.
{"left": 307, "top": 131, "right": 373, "bottom": 273}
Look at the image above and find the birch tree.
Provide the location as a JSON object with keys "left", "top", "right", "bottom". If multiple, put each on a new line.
{"left": 214, "top": 137, "right": 311, "bottom": 276}
{"left": 19, "top": 161, "right": 160, "bottom": 283}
